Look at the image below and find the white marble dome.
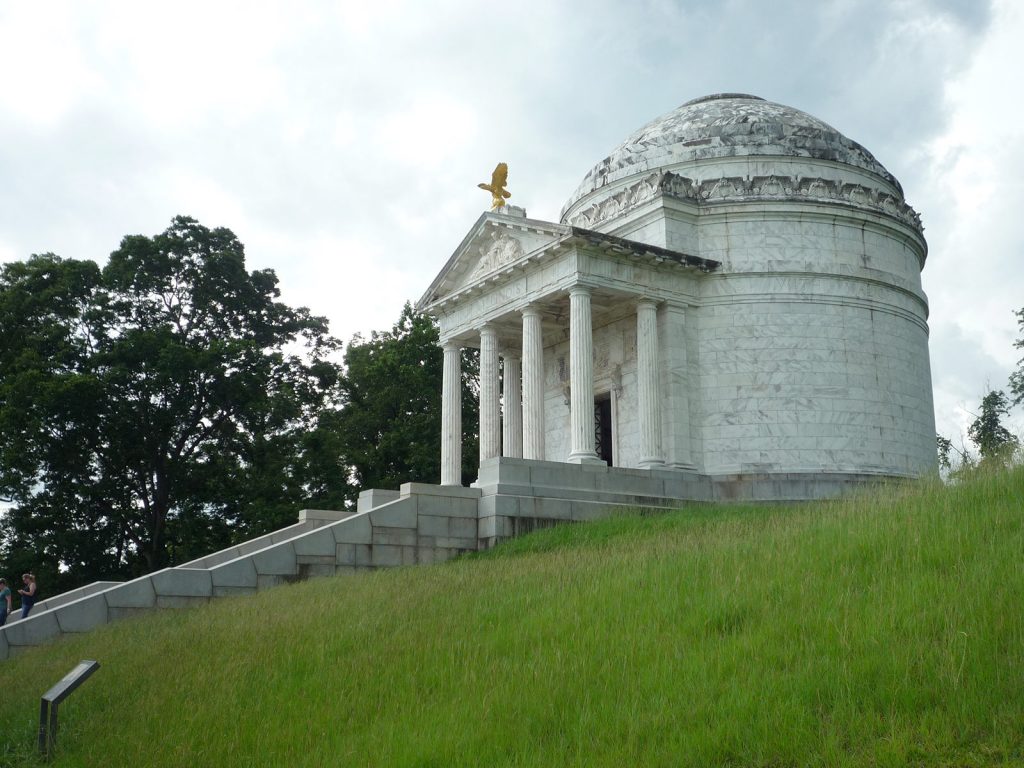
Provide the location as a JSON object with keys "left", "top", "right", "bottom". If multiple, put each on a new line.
{"left": 552, "top": 92, "right": 937, "bottom": 481}
{"left": 562, "top": 93, "right": 903, "bottom": 222}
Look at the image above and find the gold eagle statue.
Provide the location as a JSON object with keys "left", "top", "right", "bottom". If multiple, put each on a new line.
{"left": 478, "top": 162, "right": 511, "bottom": 210}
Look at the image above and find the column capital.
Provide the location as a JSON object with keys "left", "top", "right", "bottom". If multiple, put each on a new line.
{"left": 441, "top": 338, "right": 462, "bottom": 352}
{"left": 636, "top": 296, "right": 660, "bottom": 310}
{"left": 568, "top": 284, "right": 592, "bottom": 298}
{"left": 658, "top": 299, "right": 690, "bottom": 316}
{"left": 521, "top": 304, "right": 543, "bottom": 318}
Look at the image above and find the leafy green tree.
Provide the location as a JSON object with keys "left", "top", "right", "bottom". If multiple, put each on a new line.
{"left": 936, "top": 433, "right": 975, "bottom": 479}
{"left": 332, "top": 303, "right": 479, "bottom": 503}
{"left": 967, "top": 389, "right": 1018, "bottom": 463}
{"left": 936, "top": 434, "right": 954, "bottom": 473}
{"left": 0, "top": 216, "right": 346, "bottom": 591}
{"left": 1011, "top": 307, "right": 1024, "bottom": 407}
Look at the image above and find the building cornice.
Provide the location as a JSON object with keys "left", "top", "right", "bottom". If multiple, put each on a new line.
{"left": 418, "top": 222, "right": 719, "bottom": 315}
{"left": 563, "top": 170, "right": 925, "bottom": 242}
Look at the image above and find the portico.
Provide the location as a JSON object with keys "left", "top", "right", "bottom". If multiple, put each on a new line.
{"left": 419, "top": 206, "right": 718, "bottom": 484}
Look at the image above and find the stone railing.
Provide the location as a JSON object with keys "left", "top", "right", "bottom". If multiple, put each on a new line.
{"left": 0, "top": 486, "right": 481, "bottom": 661}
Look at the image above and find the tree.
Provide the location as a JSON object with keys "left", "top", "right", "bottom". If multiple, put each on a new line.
{"left": 332, "top": 303, "right": 479, "bottom": 503}
{"left": 936, "top": 434, "right": 954, "bottom": 473}
{"left": 0, "top": 216, "right": 346, "bottom": 591}
{"left": 1011, "top": 307, "right": 1024, "bottom": 407}
{"left": 936, "top": 433, "right": 975, "bottom": 478}
{"left": 966, "top": 389, "right": 1018, "bottom": 463}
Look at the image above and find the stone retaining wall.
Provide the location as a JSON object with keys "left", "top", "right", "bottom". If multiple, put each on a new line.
{"left": 1, "top": 458, "right": 888, "bottom": 660}
{"left": 0, "top": 485, "right": 481, "bottom": 661}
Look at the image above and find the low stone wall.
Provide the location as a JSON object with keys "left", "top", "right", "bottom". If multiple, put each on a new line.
{"left": 1, "top": 459, "right": 888, "bottom": 660}
{"left": 474, "top": 457, "right": 712, "bottom": 546}
{"left": 706, "top": 471, "right": 905, "bottom": 502}
{"left": 0, "top": 487, "right": 481, "bottom": 661}
{"left": 0, "top": 581, "right": 123, "bottom": 625}
{"left": 178, "top": 514, "right": 341, "bottom": 570}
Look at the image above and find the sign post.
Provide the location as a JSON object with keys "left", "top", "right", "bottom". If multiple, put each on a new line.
{"left": 38, "top": 660, "right": 100, "bottom": 758}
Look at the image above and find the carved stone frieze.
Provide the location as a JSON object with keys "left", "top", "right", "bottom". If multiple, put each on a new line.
{"left": 750, "top": 175, "right": 794, "bottom": 197}
{"left": 799, "top": 177, "right": 836, "bottom": 199}
{"left": 659, "top": 173, "right": 698, "bottom": 201}
{"left": 702, "top": 176, "right": 749, "bottom": 200}
{"left": 469, "top": 232, "right": 525, "bottom": 280}
{"left": 566, "top": 171, "right": 672, "bottom": 229}
{"left": 566, "top": 170, "right": 924, "bottom": 234}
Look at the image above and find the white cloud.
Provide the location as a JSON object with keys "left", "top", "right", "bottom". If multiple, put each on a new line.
{"left": 266, "top": 230, "right": 426, "bottom": 340}
{"left": 375, "top": 96, "right": 480, "bottom": 170}
{"left": 0, "top": 0, "right": 1020, "bottom": 448}
{"left": 0, "top": 6, "right": 102, "bottom": 127}
{"left": 919, "top": 0, "right": 1024, "bottom": 439}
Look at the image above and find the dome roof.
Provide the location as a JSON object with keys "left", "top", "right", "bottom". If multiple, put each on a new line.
{"left": 561, "top": 93, "right": 899, "bottom": 219}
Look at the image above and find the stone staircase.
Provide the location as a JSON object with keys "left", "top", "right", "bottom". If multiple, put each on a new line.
{"left": 0, "top": 483, "right": 481, "bottom": 660}
{"left": 2, "top": 455, "right": 827, "bottom": 661}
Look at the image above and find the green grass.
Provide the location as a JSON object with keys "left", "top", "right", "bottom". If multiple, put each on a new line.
{"left": 1, "top": 467, "right": 1023, "bottom": 767}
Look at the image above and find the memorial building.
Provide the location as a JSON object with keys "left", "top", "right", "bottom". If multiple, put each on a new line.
{"left": 0, "top": 95, "right": 944, "bottom": 655}
{"left": 416, "top": 93, "right": 936, "bottom": 513}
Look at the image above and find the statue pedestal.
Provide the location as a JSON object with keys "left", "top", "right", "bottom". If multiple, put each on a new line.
{"left": 496, "top": 204, "right": 526, "bottom": 218}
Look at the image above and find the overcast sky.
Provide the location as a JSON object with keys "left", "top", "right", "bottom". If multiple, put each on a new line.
{"left": 1, "top": 0, "right": 1021, "bottom": 447}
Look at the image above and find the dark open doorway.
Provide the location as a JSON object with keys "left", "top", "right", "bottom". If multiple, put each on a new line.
{"left": 594, "top": 393, "right": 612, "bottom": 465}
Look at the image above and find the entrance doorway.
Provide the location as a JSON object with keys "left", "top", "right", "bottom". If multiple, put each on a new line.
{"left": 594, "top": 393, "right": 613, "bottom": 465}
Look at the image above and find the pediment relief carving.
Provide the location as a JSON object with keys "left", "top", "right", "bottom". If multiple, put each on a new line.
{"left": 429, "top": 223, "right": 561, "bottom": 302}
{"left": 470, "top": 232, "right": 525, "bottom": 281}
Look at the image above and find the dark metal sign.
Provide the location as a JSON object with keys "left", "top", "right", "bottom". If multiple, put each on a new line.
{"left": 38, "top": 660, "right": 100, "bottom": 758}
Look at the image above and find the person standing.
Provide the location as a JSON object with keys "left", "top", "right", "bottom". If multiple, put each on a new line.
{"left": 0, "top": 578, "right": 11, "bottom": 626}
{"left": 18, "top": 573, "right": 36, "bottom": 619}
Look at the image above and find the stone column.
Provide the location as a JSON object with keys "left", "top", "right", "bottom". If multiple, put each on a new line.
{"left": 637, "top": 298, "right": 665, "bottom": 468}
{"left": 658, "top": 301, "right": 694, "bottom": 468}
{"left": 479, "top": 324, "right": 501, "bottom": 462}
{"left": 441, "top": 340, "right": 462, "bottom": 486}
{"left": 568, "top": 285, "right": 600, "bottom": 463}
{"left": 521, "top": 305, "right": 545, "bottom": 461}
{"left": 502, "top": 353, "right": 523, "bottom": 458}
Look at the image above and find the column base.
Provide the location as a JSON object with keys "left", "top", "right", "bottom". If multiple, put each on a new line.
{"left": 669, "top": 462, "right": 698, "bottom": 471}
{"left": 638, "top": 458, "right": 666, "bottom": 469}
{"left": 567, "top": 452, "right": 605, "bottom": 465}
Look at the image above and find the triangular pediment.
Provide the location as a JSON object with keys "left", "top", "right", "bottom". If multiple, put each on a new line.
{"left": 417, "top": 211, "right": 566, "bottom": 310}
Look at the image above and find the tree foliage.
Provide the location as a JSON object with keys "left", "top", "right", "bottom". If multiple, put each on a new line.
{"left": 0, "top": 216, "right": 346, "bottom": 591}
{"left": 938, "top": 306, "right": 1024, "bottom": 478}
{"left": 936, "top": 434, "right": 954, "bottom": 473}
{"left": 966, "top": 389, "right": 1018, "bottom": 464}
{"left": 332, "top": 303, "right": 479, "bottom": 503}
{"left": 1011, "top": 307, "right": 1024, "bottom": 408}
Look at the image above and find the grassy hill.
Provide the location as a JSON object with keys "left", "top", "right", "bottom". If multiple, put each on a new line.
{"left": 1, "top": 467, "right": 1022, "bottom": 767}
